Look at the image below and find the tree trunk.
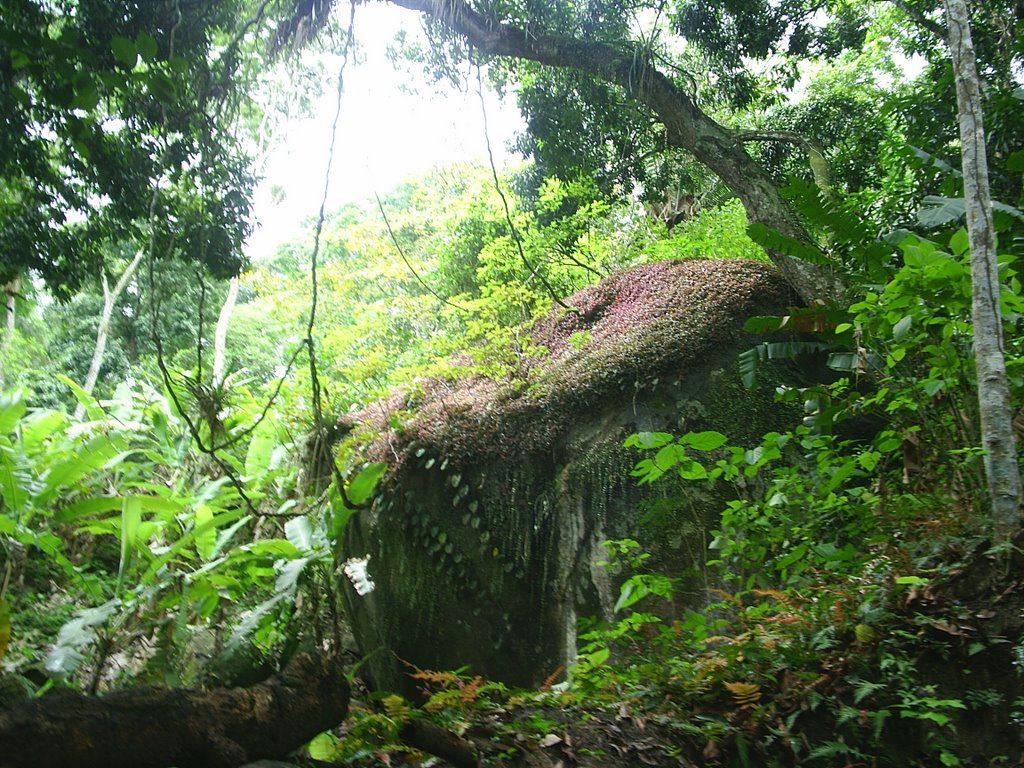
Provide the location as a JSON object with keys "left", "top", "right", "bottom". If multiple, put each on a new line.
{"left": 383, "top": 0, "right": 839, "bottom": 304}
{"left": 943, "top": 0, "right": 1022, "bottom": 538}
{"left": 213, "top": 276, "right": 240, "bottom": 388}
{"left": 74, "top": 251, "right": 144, "bottom": 419}
{"left": 0, "top": 276, "right": 19, "bottom": 386}
{"left": 0, "top": 651, "right": 350, "bottom": 768}
{"left": 3, "top": 277, "right": 16, "bottom": 342}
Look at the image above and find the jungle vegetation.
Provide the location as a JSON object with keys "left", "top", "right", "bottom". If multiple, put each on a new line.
{"left": 0, "top": 0, "right": 1023, "bottom": 766}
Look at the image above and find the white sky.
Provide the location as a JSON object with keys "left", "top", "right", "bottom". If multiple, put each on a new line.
{"left": 245, "top": 3, "right": 525, "bottom": 261}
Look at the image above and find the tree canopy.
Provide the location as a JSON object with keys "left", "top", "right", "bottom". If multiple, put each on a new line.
{"left": 1, "top": 1, "right": 1023, "bottom": 767}
{"left": 0, "top": 0, "right": 268, "bottom": 296}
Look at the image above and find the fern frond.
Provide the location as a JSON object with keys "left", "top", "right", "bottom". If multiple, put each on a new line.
{"left": 724, "top": 680, "right": 762, "bottom": 708}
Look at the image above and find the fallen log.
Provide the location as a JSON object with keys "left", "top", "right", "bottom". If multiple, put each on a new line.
{"left": 0, "top": 650, "right": 350, "bottom": 768}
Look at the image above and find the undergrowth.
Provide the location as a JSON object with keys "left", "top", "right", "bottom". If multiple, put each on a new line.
{"left": 314, "top": 215, "right": 1024, "bottom": 766}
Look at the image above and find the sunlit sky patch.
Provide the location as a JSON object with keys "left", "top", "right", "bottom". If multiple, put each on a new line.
{"left": 246, "top": 3, "right": 525, "bottom": 262}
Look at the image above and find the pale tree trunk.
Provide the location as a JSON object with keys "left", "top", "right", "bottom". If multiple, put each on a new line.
{"left": 4, "top": 277, "right": 16, "bottom": 341}
{"left": 943, "top": 0, "right": 1022, "bottom": 538}
{"left": 1, "top": 275, "right": 19, "bottom": 384}
{"left": 212, "top": 276, "right": 239, "bottom": 388}
{"left": 75, "top": 251, "right": 144, "bottom": 419}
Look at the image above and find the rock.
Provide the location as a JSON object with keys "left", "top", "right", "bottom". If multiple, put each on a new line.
{"left": 341, "top": 259, "right": 801, "bottom": 694}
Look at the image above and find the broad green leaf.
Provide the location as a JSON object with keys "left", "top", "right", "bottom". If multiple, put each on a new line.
{"left": 110, "top": 35, "right": 137, "bottom": 67}
{"left": 993, "top": 200, "right": 1024, "bottom": 223}
{"left": 917, "top": 196, "right": 964, "bottom": 227}
{"left": 681, "top": 431, "right": 728, "bottom": 451}
{"left": 654, "top": 444, "right": 683, "bottom": 470}
{"left": 37, "top": 435, "right": 119, "bottom": 503}
{"left": 742, "top": 341, "right": 831, "bottom": 387}
{"left": 143, "top": 507, "right": 248, "bottom": 582}
{"left": 244, "top": 424, "right": 275, "bottom": 482}
{"left": 908, "top": 146, "right": 960, "bottom": 176}
{"left": 678, "top": 460, "right": 709, "bottom": 480}
{"left": 54, "top": 495, "right": 122, "bottom": 523}
{"left": 19, "top": 409, "right": 67, "bottom": 453}
{"left": 949, "top": 227, "right": 970, "bottom": 256}
{"left": 308, "top": 732, "right": 343, "bottom": 761}
{"left": 70, "top": 77, "right": 99, "bottom": 110}
{"left": 211, "top": 515, "right": 253, "bottom": 558}
{"left": 239, "top": 538, "right": 301, "bottom": 559}
{"left": 146, "top": 71, "right": 176, "bottom": 103}
{"left": 915, "top": 197, "right": 1021, "bottom": 227}
{"left": 827, "top": 351, "right": 859, "bottom": 372}
{"left": 894, "top": 575, "right": 930, "bottom": 586}
{"left": 194, "top": 504, "right": 217, "bottom": 561}
{"left": 46, "top": 599, "right": 118, "bottom": 677}
{"left": 892, "top": 315, "right": 913, "bottom": 342}
{"left": 56, "top": 375, "right": 104, "bottom": 420}
{"left": 135, "top": 31, "right": 158, "bottom": 62}
{"left": 0, "top": 389, "right": 27, "bottom": 434}
{"left": 624, "top": 431, "right": 674, "bottom": 449}
{"left": 328, "top": 502, "right": 355, "bottom": 541}
{"left": 118, "top": 495, "right": 142, "bottom": 584}
{"left": 285, "top": 516, "right": 313, "bottom": 551}
{"left": 57, "top": 494, "right": 184, "bottom": 525}
{"left": 743, "top": 315, "right": 786, "bottom": 333}
{"left": 346, "top": 462, "right": 387, "bottom": 506}
{"left": 195, "top": 476, "right": 232, "bottom": 506}
{"left": 614, "top": 580, "right": 641, "bottom": 613}
{"left": 0, "top": 442, "right": 32, "bottom": 513}
{"left": 739, "top": 346, "right": 760, "bottom": 389}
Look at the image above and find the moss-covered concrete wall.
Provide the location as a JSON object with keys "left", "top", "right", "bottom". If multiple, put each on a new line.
{"left": 341, "top": 259, "right": 800, "bottom": 694}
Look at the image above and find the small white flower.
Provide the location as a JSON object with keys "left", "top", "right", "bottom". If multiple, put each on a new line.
{"left": 342, "top": 555, "right": 375, "bottom": 595}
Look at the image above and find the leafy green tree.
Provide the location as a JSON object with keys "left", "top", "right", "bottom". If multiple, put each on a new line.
{"left": 0, "top": 1, "right": 266, "bottom": 296}
{"left": 941, "top": 0, "right": 1021, "bottom": 537}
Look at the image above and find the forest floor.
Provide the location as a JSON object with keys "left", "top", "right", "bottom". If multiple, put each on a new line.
{"left": 311, "top": 537, "right": 1024, "bottom": 768}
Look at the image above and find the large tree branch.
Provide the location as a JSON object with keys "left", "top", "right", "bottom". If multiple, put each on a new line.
{"left": 75, "top": 250, "right": 145, "bottom": 419}
{"left": 381, "top": 0, "right": 839, "bottom": 303}
{"left": 0, "top": 651, "right": 350, "bottom": 768}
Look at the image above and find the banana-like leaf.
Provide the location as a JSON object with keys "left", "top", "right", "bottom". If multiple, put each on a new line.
{"left": 0, "top": 389, "right": 27, "bottom": 434}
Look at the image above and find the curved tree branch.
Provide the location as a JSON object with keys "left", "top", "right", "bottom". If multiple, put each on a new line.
{"left": 735, "top": 129, "right": 834, "bottom": 200}
{"left": 379, "top": 0, "right": 839, "bottom": 303}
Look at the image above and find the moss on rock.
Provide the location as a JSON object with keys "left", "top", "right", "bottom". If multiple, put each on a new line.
{"left": 341, "top": 259, "right": 802, "bottom": 694}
